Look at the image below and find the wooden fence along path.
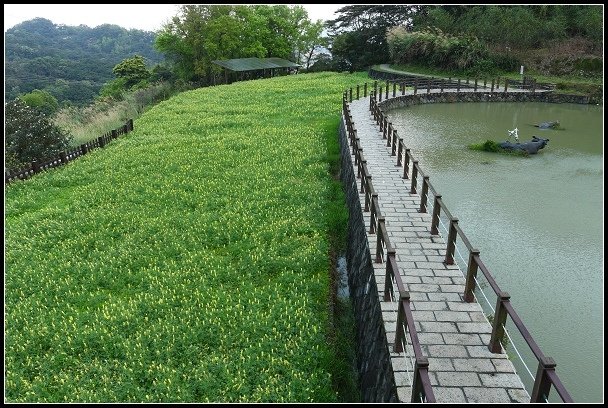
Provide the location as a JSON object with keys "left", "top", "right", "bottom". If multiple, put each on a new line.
{"left": 342, "top": 81, "right": 573, "bottom": 403}
{"left": 5, "top": 119, "right": 134, "bottom": 184}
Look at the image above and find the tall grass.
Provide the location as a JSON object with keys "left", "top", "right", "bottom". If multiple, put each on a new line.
{"left": 54, "top": 82, "right": 183, "bottom": 146}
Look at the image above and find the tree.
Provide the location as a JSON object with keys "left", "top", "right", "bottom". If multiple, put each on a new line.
{"left": 154, "top": 5, "right": 324, "bottom": 83}
{"left": 325, "top": 5, "right": 427, "bottom": 71}
{"left": 112, "top": 55, "right": 151, "bottom": 89}
{"left": 19, "top": 89, "right": 59, "bottom": 115}
{"left": 5, "top": 98, "right": 72, "bottom": 168}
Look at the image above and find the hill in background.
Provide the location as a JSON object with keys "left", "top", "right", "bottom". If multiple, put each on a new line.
{"left": 5, "top": 18, "right": 163, "bottom": 106}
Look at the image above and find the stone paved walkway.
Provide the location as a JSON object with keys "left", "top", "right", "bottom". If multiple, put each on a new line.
{"left": 346, "top": 91, "right": 530, "bottom": 403}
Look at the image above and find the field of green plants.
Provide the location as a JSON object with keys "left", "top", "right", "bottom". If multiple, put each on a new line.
{"left": 5, "top": 71, "right": 367, "bottom": 402}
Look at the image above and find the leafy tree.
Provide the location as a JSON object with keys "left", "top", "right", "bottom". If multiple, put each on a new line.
{"left": 325, "top": 5, "right": 427, "bottom": 71}
{"left": 19, "top": 89, "right": 59, "bottom": 115}
{"left": 155, "top": 5, "right": 324, "bottom": 83}
{"left": 5, "top": 98, "right": 72, "bottom": 168}
{"left": 112, "top": 55, "right": 151, "bottom": 89}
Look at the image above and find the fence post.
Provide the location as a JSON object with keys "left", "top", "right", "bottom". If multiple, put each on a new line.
{"left": 386, "top": 123, "right": 392, "bottom": 147}
{"left": 410, "top": 161, "right": 418, "bottom": 194}
{"left": 488, "top": 292, "right": 510, "bottom": 353}
{"left": 374, "top": 80, "right": 378, "bottom": 94}
{"left": 59, "top": 151, "right": 67, "bottom": 164}
{"left": 440, "top": 79, "right": 444, "bottom": 94}
{"left": 98, "top": 136, "right": 105, "bottom": 148}
{"left": 403, "top": 149, "right": 410, "bottom": 179}
{"left": 427, "top": 77, "right": 431, "bottom": 94}
{"left": 463, "top": 249, "right": 480, "bottom": 302}
{"left": 364, "top": 175, "right": 372, "bottom": 211}
{"left": 504, "top": 79, "right": 509, "bottom": 93}
{"left": 412, "top": 356, "right": 431, "bottom": 403}
{"left": 356, "top": 84, "right": 360, "bottom": 100}
{"left": 349, "top": 87, "right": 353, "bottom": 102}
{"left": 31, "top": 160, "right": 40, "bottom": 174}
{"left": 444, "top": 218, "right": 458, "bottom": 265}
{"left": 383, "top": 117, "right": 388, "bottom": 140}
{"left": 474, "top": 78, "right": 478, "bottom": 92}
{"left": 369, "top": 194, "right": 378, "bottom": 234}
{"left": 375, "top": 217, "right": 386, "bottom": 263}
{"left": 394, "top": 290, "right": 409, "bottom": 353}
{"left": 419, "top": 176, "right": 429, "bottom": 213}
{"left": 391, "top": 130, "right": 398, "bottom": 156}
{"left": 491, "top": 78, "right": 495, "bottom": 93}
{"left": 364, "top": 82, "right": 367, "bottom": 97}
{"left": 484, "top": 78, "right": 487, "bottom": 89}
{"left": 430, "top": 195, "right": 442, "bottom": 235}
{"left": 112, "top": 129, "right": 118, "bottom": 139}
{"left": 413, "top": 79, "right": 418, "bottom": 95}
{"left": 81, "top": 143, "right": 88, "bottom": 155}
{"left": 385, "top": 81, "right": 389, "bottom": 99}
{"left": 384, "top": 248, "right": 397, "bottom": 301}
{"left": 530, "top": 356, "right": 557, "bottom": 402}
{"left": 457, "top": 78, "right": 461, "bottom": 93}
{"left": 531, "top": 79, "right": 536, "bottom": 93}
{"left": 397, "top": 139, "right": 403, "bottom": 166}
{"left": 392, "top": 82, "right": 396, "bottom": 97}
{"left": 401, "top": 81, "right": 406, "bottom": 96}
{"left": 128, "top": 118, "right": 134, "bottom": 132}
{"left": 379, "top": 86, "right": 383, "bottom": 101}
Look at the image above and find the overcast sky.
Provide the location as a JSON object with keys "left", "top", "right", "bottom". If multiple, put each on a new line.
{"left": 3, "top": 4, "right": 348, "bottom": 32}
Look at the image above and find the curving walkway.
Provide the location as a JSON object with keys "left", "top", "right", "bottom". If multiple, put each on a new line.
{"left": 345, "top": 88, "right": 530, "bottom": 403}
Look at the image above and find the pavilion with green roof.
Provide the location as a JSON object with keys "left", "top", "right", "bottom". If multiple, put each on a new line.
{"left": 212, "top": 57, "right": 301, "bottom": 84}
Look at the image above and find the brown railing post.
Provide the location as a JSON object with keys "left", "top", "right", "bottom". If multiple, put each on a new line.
{"left": 430, "top": 195, "right": 442, "bottom": 235}
{"left": 440, "top": 79, "right": 444, "bottom": 93}
{"left": 457, "top": 78, "right": 461, "bottom": 93}
{"left": 463, "top": 249, "right": 480, "bottom": 302}
{"left": 444, "top": 218, "right": 458, "bottom": 265}
{"left": 384, "top": 248, "right": 396, "bottom": 301}
{"left": 412, "top": 356, "right": 431, "bottom": 403}
{"left": 484, "top": 78, "right": 487, "bottom": 89}
{"left": 364, "top": 175, "right": 372, "bottom": 211}
{"left": 413, "top": 79, "right": 418, "bottom": 95}
{"left": 374, "top": 80, "right": 377, "bottom": 94}
{"left": 410, "top": 161, "right": 419, "bottom": 194}
{"left": 531, "top": 356, "right": 557, "bottom": 402}
{"left": 419, "top": 176, "right": 429, "bottom": 213}
{"left": 349, "top": 87, "right": 353, "bottom": 102}
{"left": 403, "top": 149, "right": 410, "bottom": 179}
{"left": 31, "top": 160, "right": 40, "bottom": 174}
{"left": 397, "top": 139, "right": 403, "bottom": 166}
{"left": 427, "top": 78, "right": 431, "bottom": 94}
{"left": 375, "top": 217, "right": 386, "bottom": 263}
{"left": 98, "top": 136, "right": 105, "bottom": 148}
{"left": 385, "top": 80, "right": 389, "bottom": 99}
{"left": 364, "top": 82, "right": 367, "bottom": 97}
{"left": 391, "top": 130, "right": 398, "bottom": 156}
{"left": 81, "top": 143, "right": 88, "bottom": 155}
{"left": 401, "top": 82, "right": 406, "bottom": 96}
{"left": 369, "top": 194, "right": 378, "bottom": 234}
{"left": 474, "top": 78, "right": 478, "bottom": 92}
{"left": 379, "top": 86, "right": 383, "bottom": 101}
{"left": 112, "top": 129, "right": 118, "bottom": 139}
{"left": 386, "top": 123, "right": 392, "bottom": 147}
{"left": 356, "top": 84, "right": 360, "bottom": 100}
{"left": 59, "top": 151, "right": 67, "bottom": 164}
{"left": 383, "top": 117, "right": 388, "bottom": 139}
{"left": 392, "top": 82, "right": 396, "bottom": 97}
{"left": 504, "top": 79, "right": 509, "bottom": 93}
{"left": 491, "top": 78, "right": 495, "bottom": 93}
{"left": 128, "top": 118, "right": 134, "bottom": 132}
{"left": 394, "top": 290, "right": 409, "bottom": 353}
{"left": 488, "top": 292, "right": 510, "bottom": 353}
{"left": 531, "top": 79, "right": 536, "bottom": 93}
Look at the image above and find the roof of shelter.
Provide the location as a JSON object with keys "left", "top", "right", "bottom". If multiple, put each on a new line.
{"left": 212, "top": 57, "right": 301, "bottom": 72}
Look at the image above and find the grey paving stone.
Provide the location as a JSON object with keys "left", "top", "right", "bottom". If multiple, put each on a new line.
{"left": 433, "top": 387, "right": 466, "bottom": 403}
{"left": 436, "top": 371, "right": 481, "bottom": 386}
{"left": 420, "top": 321, "right": 459, "bottom": 333}
{"left": 466, "top": 345, "right": 508, "bottom": 359}
{"left": 463, "top": 387, "right": 511, "bottom": 402}
{"left": 507, "top": 388, "right": 531, "bottom": 403}
{"left": 480, "top": 373, "right": 526, "bottom": 388}
{"left": 492, "top": 358, "right": 517, "bottom": 373}
{"left": 410, "top": 301, "right": 447, "bottom": 311}
{"left": 426, "top": 344, "right": 469, "bottom": 358}
{"left": 457, "top": 322, "right": 493, "bottom": 333}
{"left": 434, "top": 311, "right": 472, "bottom": 322}
{"left": 442, "top": 333, "right": 483, "bottom": 346}
{"left": 452, "top": 358, "right": 496, "bottom": 372}
{"left": 447, "top": 301, "right": 484, "bottom": 312}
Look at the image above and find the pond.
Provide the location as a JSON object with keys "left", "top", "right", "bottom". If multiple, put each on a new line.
{"left": 387, "top": 101, "right": 603, "bottom": 403}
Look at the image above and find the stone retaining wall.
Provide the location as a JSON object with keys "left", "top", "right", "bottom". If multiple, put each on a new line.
{"left": 338, "top": 118, "right": 398, "bottom": 403}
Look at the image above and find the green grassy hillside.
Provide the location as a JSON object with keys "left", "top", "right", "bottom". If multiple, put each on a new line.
{"left": 5, "top": 72, "right": 367, "bottom": 402}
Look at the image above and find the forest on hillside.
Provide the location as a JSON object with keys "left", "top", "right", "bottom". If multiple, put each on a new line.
{"left": 5, "top": 18, "right": 163, "bottom": 105}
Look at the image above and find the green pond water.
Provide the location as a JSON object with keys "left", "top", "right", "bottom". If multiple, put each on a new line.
{"left": 387, "top": 101, "right": 603, "bottom": 403}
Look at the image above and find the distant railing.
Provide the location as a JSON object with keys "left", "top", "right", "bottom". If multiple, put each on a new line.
{"left": 357, "top": 87, "right": 573, "bottom": 403}
{"left": 343, "top": 91, "right": 435, "bottom": 403}
{"left": 5, "top": 119, "right": 134, "bottom": 185}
